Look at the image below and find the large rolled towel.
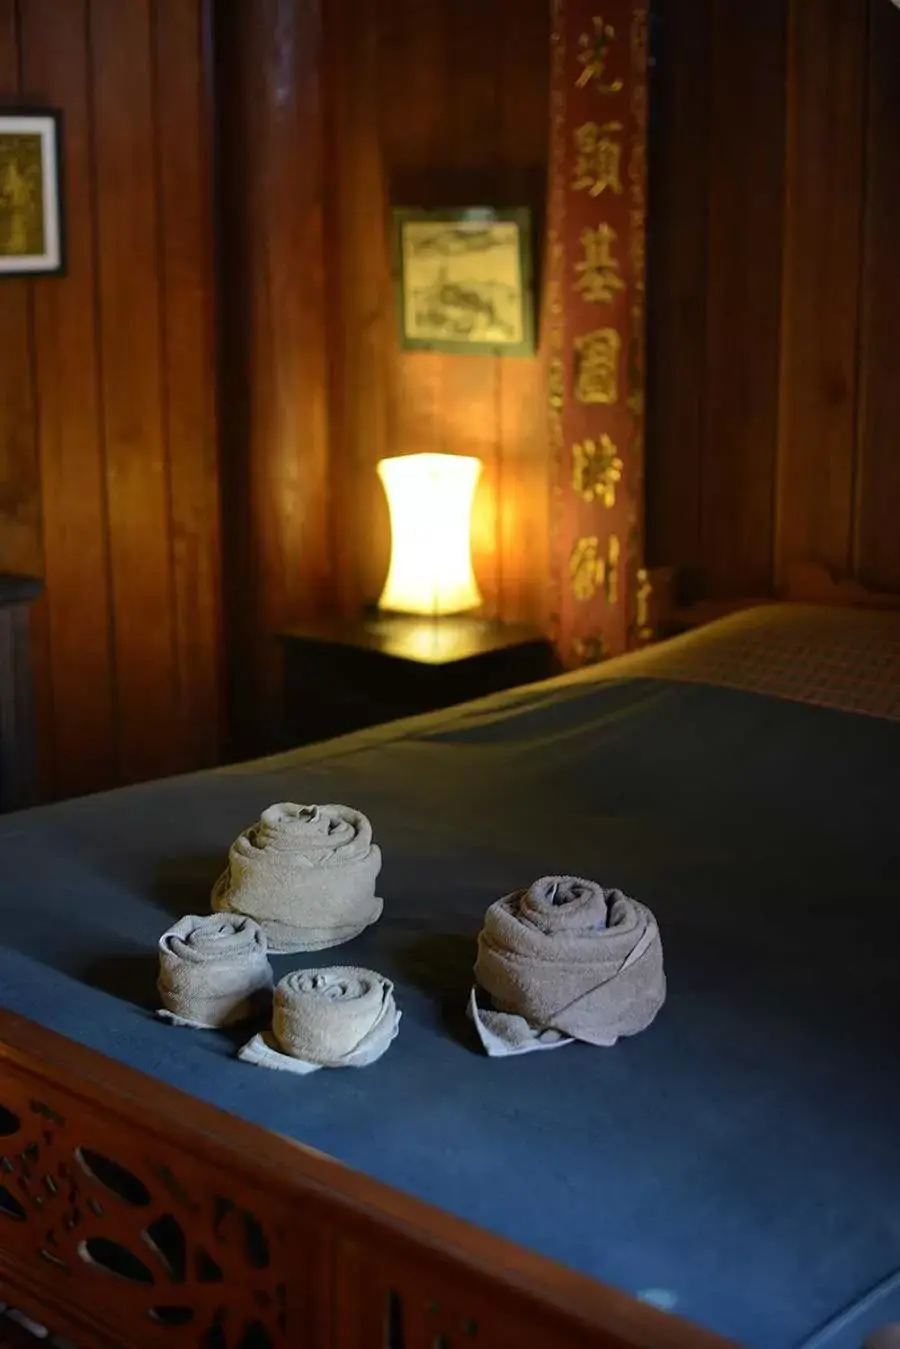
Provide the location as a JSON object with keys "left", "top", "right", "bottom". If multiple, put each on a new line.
{"left": 470, "top": 875, "right": 665, "bottom": 1057}
{"left": 212, "top": 803, "right": 383, "bottom": 953}
{"left": 239, "top": 967, "right": 400, "bottom": 1075}
{"left": 157, "top": 913, "right": 273, "bottom": 1029}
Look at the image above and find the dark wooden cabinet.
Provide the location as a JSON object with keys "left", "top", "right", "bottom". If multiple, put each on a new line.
{"left": 0, "top": 575, "right": 42, "bottom": 813}
{"left": 280, "top": 614, "right": 561, "bottom": 749}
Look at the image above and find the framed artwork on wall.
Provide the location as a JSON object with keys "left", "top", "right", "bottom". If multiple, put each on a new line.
{"left": 0, "top": 108, "right": 64, "bottom": 278}
{"left": 392, "top": 206, "right": 535, "bottom": 356}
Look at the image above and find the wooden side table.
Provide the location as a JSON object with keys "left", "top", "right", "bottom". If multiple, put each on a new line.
{"left": 0, "top": 574, "right": 42, "bottom": 813}
{"left": 280, "top": 614, "right": 561, "bottom": 749}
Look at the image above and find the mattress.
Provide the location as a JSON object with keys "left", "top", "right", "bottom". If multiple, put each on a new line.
{"left": 1, "top": 605, "right": 899, "bottom": 1349}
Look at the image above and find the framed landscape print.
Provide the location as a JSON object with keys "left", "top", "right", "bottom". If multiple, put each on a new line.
{"left": 0, "top": 109, "right": 64, "bottom": 277}
{"left": 393, "top": 207, "right": 535, "bottom": 356}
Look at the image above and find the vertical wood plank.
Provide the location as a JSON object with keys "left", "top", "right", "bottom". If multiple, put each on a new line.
{"left": 216, "top": 0, "right": 332, "bottom": 756}
{"left": 378, "top": 0, "right": 546, "bottom": 621}
{"left": 775, "top": 0, "right": 867, "bottom": 583}
{"left": 0, "top": 0, "right": 41, "bottom": 580}
{"left": 701, "top": 0, "right": 788, "bottom": 597}
{"left": 495, "top": 0, "right": 550, "bottom": 627}
{"left": 855, "top": 0, "right": 900, "bottom": 590}
{"left": 644, "top": 0, "right": 711, "bottom": 586}
{"left": 322, "top": 0, "right": 392, "bottom": 615}
{"left": 446, "top": 349, "right": 500, "bottom": 619}
{"left": 378, "top": 0, "right": 447, "bottom": 502}
{"left": 440, "top": 0, "right": 502, "bottom": 619}
{"left": 22, "top": 0, "right": 118, "bottom": 799}
{"left": 90, "top": 0, "right": 180, "bottom": 783}
{"left": 154, "top": 0, "right": 223, "bottom": 770}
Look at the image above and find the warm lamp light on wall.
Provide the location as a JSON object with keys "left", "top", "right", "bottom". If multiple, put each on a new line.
{"left": 376, "top": 453, "right": 483, "bottom": 617}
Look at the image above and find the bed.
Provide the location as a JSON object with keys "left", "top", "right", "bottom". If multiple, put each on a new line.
{"left": 0, "top": 598, "right": 899, "bottom": 1349}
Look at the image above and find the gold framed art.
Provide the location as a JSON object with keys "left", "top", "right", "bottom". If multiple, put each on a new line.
{"left": 0, "top": 108, "right": 64, "bottom": 278}
{"left": 392, "top": 207, "right": 535, "bottom": 356}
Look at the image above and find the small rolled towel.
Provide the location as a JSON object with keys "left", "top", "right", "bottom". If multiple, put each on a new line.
{"left": 212, "top": 803, "right": 383, "bottom": 953}
{"left": 156, "top": 913, "right": 273, "bottom": 1030}
{"left": 470, "top": 875, "right": 665, "bottom": 1057}
{"left": 239, "top": 967, "right": 400, "bottom": 1075}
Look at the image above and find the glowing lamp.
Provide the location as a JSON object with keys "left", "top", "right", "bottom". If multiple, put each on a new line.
{"left": 376, "top": 453, "right": 483, "bottom": 616}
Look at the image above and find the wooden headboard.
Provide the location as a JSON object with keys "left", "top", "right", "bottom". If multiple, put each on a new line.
{"left": 781, "top": 562, "right": 900, "bottom": 609}
{"left": 647, "top": 560, "right": 900, "bottom": 638}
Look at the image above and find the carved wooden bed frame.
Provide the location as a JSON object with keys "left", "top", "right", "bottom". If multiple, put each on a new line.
{"left": 2, "top": 559, "right": 896, "bottom": 1349}
{"left": 0, "top": 1012, "right": 733, "bottom": 1349}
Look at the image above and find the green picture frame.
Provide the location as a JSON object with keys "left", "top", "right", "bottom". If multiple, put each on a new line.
{"left": 392, "top": 206, "right": 535, "bottom": 357}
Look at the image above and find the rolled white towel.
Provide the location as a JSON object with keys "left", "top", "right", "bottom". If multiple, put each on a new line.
{"left": 239, "top": 967, "right": 400, "bottom": 1075}
{"left": 157, "top": 913, "right": 273, "bottom": 1029}
{"left": 470, "top": 875, "right": 665, "bottom": 1057}
{"left": 212, "top": 803, "right": 383, "bottom": 953}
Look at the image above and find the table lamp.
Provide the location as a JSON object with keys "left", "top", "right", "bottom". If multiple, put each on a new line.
{"left": 376, "top": 453, "right": 483, "bottom": 616}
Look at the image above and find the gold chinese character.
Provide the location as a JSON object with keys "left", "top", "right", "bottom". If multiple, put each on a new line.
{"left": 636, "top": 566, "right": 653, "bottom": 638}
{"left": 572, "top": 435, "right": 623, "bottom": 507}
{"left": 574, "top": 328, "right": 620, "bottom": 404}
{"left": 572, "top": 122, "right": 624, "bottom": 197}
{"left": 570, "top": 537, "right": 603, "bottom": 601}
{"left": 570, "top": 535, "right": 620, "bottom": 603}
{"left": 573, "top": 223, "right": 624, "bottom": 304}
{"left": 630, "top": 207, "right": 646, "bottom": 277}
{"left": 547, "top": 357, "right": 565, "bottom": 411}
{"left": 576, "top": 17, "right": 624, "bottom": 94}
{"left": 607, "top": 534, "right": 620, "bottom": 604}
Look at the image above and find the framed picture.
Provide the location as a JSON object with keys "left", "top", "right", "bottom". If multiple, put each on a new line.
{"left": 393, "top": 207, "right": 535, "bottom": 356}
{"left": 0, "top": 109, "right": 64, "bottom": 278}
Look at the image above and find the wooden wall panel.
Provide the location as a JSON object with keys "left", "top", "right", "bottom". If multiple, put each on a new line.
{"left": 855, "top": 0, "right": 900, "bottom": 591}
{"left": 3, "top": 0, "right": 900, "bottom": 798}
{"left": 22, "top": 0, "right": 117, "bottom": 799}
{"left": 155, "top": 0, "right": 223, "bottom": 771}
{"left": 437, "top": 0, "right": 503, "bottom": 620}
{"left": 647, "top": 0, "right": 900, "bottom": 605}
{"left": 700, "top": 0, "right": 787, "bottom": 598}
{"left": 495, "top": 0, "right": 551, "bottom": 625}
{"left": 0, "top": 0, "right": 41, "bottom": 582}
{"left": 323, "top": 0, "right": 392, "bottom": 618}
{"left": 775, "top": 0, "right": 867, "bottom": 584}
{"left": 1, "top": 0, "right": 222, "bottom": 800}
{"left": 324, "top": 0, "right": 550, "bottom": 629}
{"left": 645, "top": 0, "right": 710, "bottom": 584}
{"left": 216, "top": 0, "right": 332, "bottom": 758}
{"left": 91, "top": 0, "right": 180, "bottom": 784}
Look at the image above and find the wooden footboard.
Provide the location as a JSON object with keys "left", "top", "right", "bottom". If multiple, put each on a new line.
{"left": 0, "top": 1013, "right": 733, "bottom": 1349}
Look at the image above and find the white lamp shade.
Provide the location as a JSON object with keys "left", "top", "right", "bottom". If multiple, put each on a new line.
{"left": 376, "top": 453, "right": 484, "bottom": 616}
